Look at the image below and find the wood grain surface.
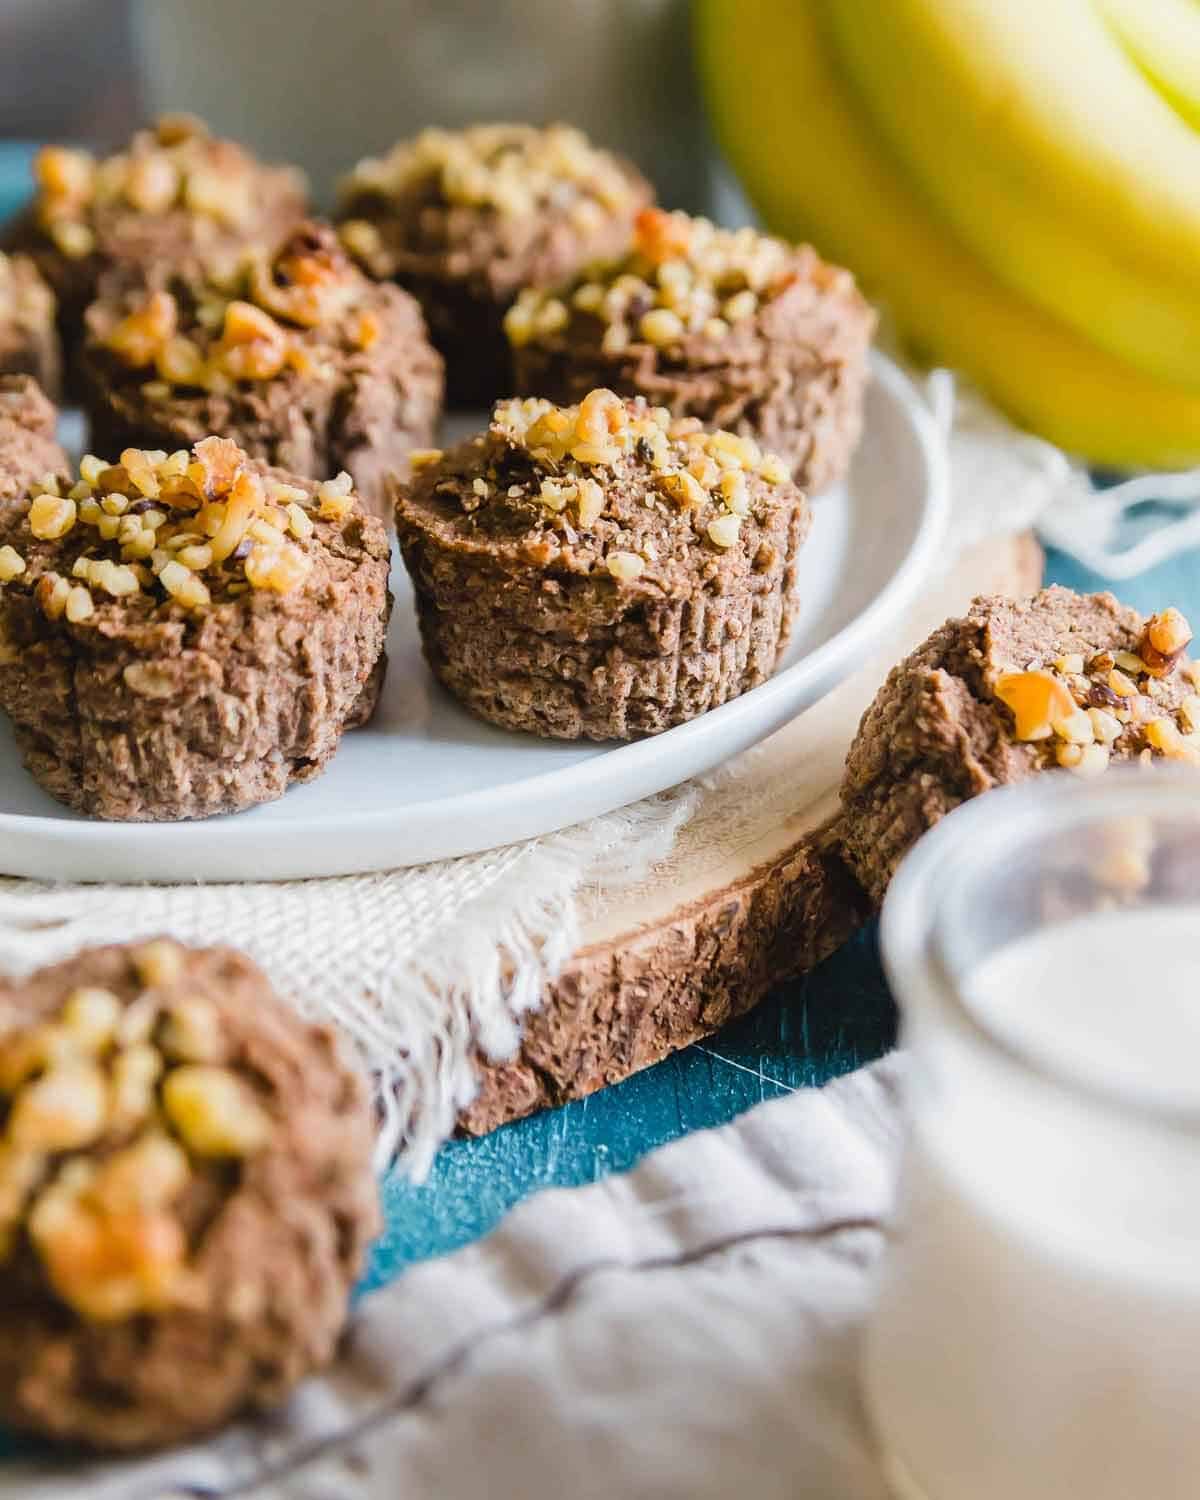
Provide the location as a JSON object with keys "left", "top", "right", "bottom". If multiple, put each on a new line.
{"left": 461, "top": 531, "right": 1044, "bottom": 1134}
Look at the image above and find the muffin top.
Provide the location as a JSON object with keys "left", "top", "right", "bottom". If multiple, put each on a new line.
{"left": 0, "top": 433, "right": 388, "bottom": 629}
{"left": 0, "top": 253, "right": 54, "bottom": 335}
{"left": 26, "top": 115, "right": 307, "bottom": 270}
{"left": 505, "top": 207, "right": 865, "bottom": 359}
{"left": 84, "top": 220, "right": 429, "bottom": 401}
{"left": 0, "top": 939, "right": 377, "bottom": 1433}
{"left": 339, "top": 123, "right": 652, "bottom": 289}
{"left": 398, "top": 387, "right": 806, "bottom": 590}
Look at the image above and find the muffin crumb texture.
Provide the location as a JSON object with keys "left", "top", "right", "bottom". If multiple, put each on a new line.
{"left": 394, "top": 388, "right": 811, "bottom": 740}
{"left": 0, "top": 939, "right": 378, "bottom": 1451}
{"left": 841, "top": 587, "right": 1199, "bottom": 903}
{"left": 0, "top": 375, "right": 69, "bottom": 532}
{"left": 507, "top": 207, "right": 874, "bottom": 491}
{"left": 0, "top": 254, "right": 60, "bottom": 396}
{"left": 0, "top": 436, "right": 391, "bottom": 820}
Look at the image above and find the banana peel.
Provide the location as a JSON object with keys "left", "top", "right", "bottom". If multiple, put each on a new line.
{"left": 1098, "top": 0, "right": 1200, "bottom": 133}
{"left": 696, "top": 0, "right": 1200, "bottom": 469}
{"left": 823, "top": 0, "right": 1200, "bottom": 389}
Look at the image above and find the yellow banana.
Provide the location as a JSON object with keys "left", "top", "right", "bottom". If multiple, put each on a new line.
{"left": 823, "top": 0, "right": 1200, "bottom": 390}
{"left": 1097, "top": 0, "right": 1200, "bottom": 131}
{"left": 695, "top": 0, "right": 1200, "bottom": 469}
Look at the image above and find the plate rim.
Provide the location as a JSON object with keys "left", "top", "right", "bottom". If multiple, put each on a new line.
{"left": 0, "top": 351, "right": 950, "bottom": 881}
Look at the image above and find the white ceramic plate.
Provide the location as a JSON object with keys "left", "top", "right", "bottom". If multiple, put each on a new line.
{"left": 0, "top": 354, "right": 948, "bottom": 882}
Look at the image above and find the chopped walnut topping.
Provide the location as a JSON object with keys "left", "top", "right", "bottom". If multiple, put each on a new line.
{"left": 10, "top": 438, "right": 354, "bottom": 619}
{"left": 342, "top": 122, "right": 637, "bottom": 222}
{"left": 416, "top": 389, "right": 796, "bottom": 581}
{"left": 994, "top": 614, "right": 1200, "bottom": 776}
{"left": 162, "top": 1065, "right": 271, "bottom": 1157}
{"left": 606, "top": 551, "right": 645, "bottom": 582}
{"left": 505, "top": 208, "right": 806, "bottom": 354}
{"left": 97, "top": 226, "right": 367, "bottom": 395}
{"left": 1140, "top": 608, "right": 1194, "bottom": 677}
{"left": 32, "top": 117, "right": 299, "bottom": 250}
{"left": 994, "top": 670, "right": 1075, "bottom": 742}
{"left": 0, "top": 949, "right": 275, "bottom": 1321}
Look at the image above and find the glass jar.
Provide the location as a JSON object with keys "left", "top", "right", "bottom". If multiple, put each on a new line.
{"left": 866, "top": 766, "right": 1200, "bottom": 1500}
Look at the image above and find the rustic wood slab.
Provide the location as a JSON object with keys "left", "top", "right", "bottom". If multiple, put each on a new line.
{"left": 461, "top": 533, "right": 1044, "bottom": 1134}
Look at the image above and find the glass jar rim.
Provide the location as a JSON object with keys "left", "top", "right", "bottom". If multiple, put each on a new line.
{"left": 880, "top": 765, "right": 1200, "bottom": 1128}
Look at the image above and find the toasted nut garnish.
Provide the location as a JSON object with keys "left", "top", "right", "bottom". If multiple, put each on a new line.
{"left": 61, "top": 988, "right": 122, "bottom": 1053}
{"left": 104, "top": 290, "right": 178, "bottom": 367}
{"left": 1051, "top": 708, "right": 1095, "bottom": 746}
{"left": 576, "top": 478, "right": 605, "bottom": 527}
{"left": 1073, "top": 743, "right": 1112, "bottom": 778}
{"left": 1140, "top": 608, "right": 1194, "bottom": 677}
{"left": 1146, "top": 717, "right": 1200, "bottom": 764}
{"left": 29, "top": 1166, "right": 187, "bottom": 1322}
{"left": 92, "top": 1133, "right": 189, "bottom": 1214}
{"left": 9, "top": 1062, "right": 108, "bottom": 1151}
{"left": 707, "top": 513, "right": 743, "bottom": 549}
{"left": 758, "top": 453, "right": 790, "bottom": 485}
{"left": 108, "top": 1044, "right": 163, "bottom": 1133}
{"left": 162, "top": 1065, "right": 271, "bottom": 1157}
{"left": 133, "top": 939, "right": 184, "bottom": 989}
{"left": 1088, "top": 706, "right": 1123, "bottom": 744}
{"left": 159, "top": 996, "right": 224, "bottom": 1064}
{"left": 0, "top": 546, "right": 26, "bottom": 582}
{"left": 658, "top": 469, "right": 706, "bottom": 510}
{"left": 994, "top": 670, "right": 1076, "bottom": 742}
{"left": 0, "top": 1023, "right": 75, "bottom": 1092}
{"left": 29, "top": 494, "right": 77, "bottom": 541}
{"left": 606, "top": 551, "right": 645, "bottom": 582}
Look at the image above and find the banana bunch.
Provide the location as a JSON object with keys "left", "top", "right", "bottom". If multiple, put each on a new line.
{"left": 696, "top": 0, "right": 1200, "bottom": 468}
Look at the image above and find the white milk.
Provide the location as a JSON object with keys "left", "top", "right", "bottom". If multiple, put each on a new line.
{"left": 865, "top": 906, "right": 1200, "bottom": 1500}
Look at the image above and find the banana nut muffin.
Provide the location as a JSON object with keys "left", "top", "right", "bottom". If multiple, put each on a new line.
{"left": 0, "top": 938, "right": 379, "bottom": 1450}
{"left": 506, "top": 208, "right": 875, "bottom": 493}
{"left": 0, "top": 375, "right": 69, "bottom": 533}
{"left": 841, "top": 587, "right": 1199, "bottom": 903}
{"left": 3, "top": 115, "right": 307, "bottom": 367}
{"left": 393, "top": 388, "right": 812, "bottom": 740}
{"left": 338, "top": 123, "right": 653, "bottom": 407}
{"left": 80, "top": 221, "right": 444, "bottom": 521}
{"left": 0, "top": 435, "right": 390, "bottom": 821}
{"left": 0, "top": 253, "right": 60, "bottom": 397}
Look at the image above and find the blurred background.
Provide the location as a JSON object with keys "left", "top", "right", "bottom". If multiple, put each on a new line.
{"left": 5, "top": 0, "right": 1200, "bottom": 474}
{"left": 0, "top": 0, "right": 711, "bottom": 211}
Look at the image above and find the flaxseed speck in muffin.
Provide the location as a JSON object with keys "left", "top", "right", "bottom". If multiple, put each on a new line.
{"left": 841, "top": 587, "right": 1200, "bottom": 904}
{"left": 3, "top": 115, "right": 308, "bottom": 368}
{"left": 393, "top": 387, "right": 811, "bottom": 740}
{"left": 506, "top": 207, "right": 875, "bottom": 492}
{"left": 0, "top": 938, "right": 379, "bottom": 1450}
{"left": 0, "top": 435, "right": 390, "bottom": 821}
{"left": 0, "top": 253, "right": 59, "bottom": 397}
{"left": 80, "top": 221, "right": 444, "bottom": 521}
{"left": 338, "top": 123, "right": 653, "bottom": 407}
